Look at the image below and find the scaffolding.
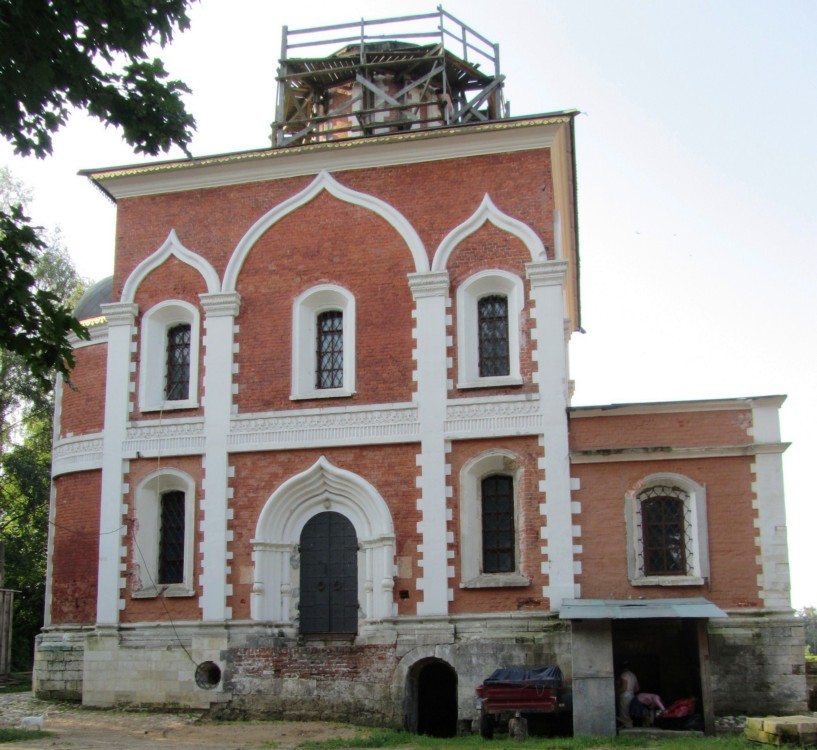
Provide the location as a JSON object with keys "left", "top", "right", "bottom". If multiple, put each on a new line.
{"left": 272, "top": 6, "right": 507, "bottom": 147}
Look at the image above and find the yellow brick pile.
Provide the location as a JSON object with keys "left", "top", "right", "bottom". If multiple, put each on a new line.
{"left": 745, "top": 716, "right": 817, "bottom": 746}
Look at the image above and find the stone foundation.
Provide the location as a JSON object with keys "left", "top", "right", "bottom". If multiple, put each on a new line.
{"left": 34, "top": 627, "right": 89, "bottom": 701}
{"left": 34, "top": 612, "right": 807, "bottom": 725}
{"left": 34, "top": 615, "right": 572, "bottom": 724}
{"left": 709, "top": 613, "right": 807, "bottom": 716}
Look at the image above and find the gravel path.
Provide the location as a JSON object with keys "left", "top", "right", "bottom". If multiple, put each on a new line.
{"left": 0, "top": 692, "right": 360, "bottom": 749}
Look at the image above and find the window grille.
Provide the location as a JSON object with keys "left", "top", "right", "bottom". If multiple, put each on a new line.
{"left": 316, "top": 311, "right": 343, "bottom": 389}
{"left": 165, "top": 323, "right": 191, "bottom": 401}
{"left": 638, "top": 485, "right": 692, "bottom": 576}
{"left": 158, "top": 490, "right": 185, "bottom": 584}
{"left": 481, "top": 474, "right": 515, "bottom": 573}
{"left": 478, "top": 295, "right": 509, "bottom": 377}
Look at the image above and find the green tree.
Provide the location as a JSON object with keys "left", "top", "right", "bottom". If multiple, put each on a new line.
{"left": 0, "top": 169, "right": 87, "bottom": 668}
{"left": 799, "top": 607, "right": 817, "bottom": 659}
{"left": 0, "top": 412, "right": 52, "bottom": 669}
{"left": 0, "top": 0, "right": 197, "bottom": 384}
{"left": 0, "top": 169, "right": 87, "bottom": 452}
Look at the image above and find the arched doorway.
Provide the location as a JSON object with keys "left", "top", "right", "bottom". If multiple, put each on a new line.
{"left": 407, "top": 659, "right": 458, "bottom": 737}
{"left": 299, "top": 511, "right": 358, "bottom": 634}
{"left": 251, "top": 456, "right": 395, "bottom": 625}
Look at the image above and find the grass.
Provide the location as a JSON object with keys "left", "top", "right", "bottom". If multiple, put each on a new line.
{"left": 0, "top": 673, "right": 32, "bottom": 694}
{"left": 0, "top": 728, "right": 49, "bottom": 743}
{"left": 298, "top": 728, "right": 752, "bottom": 750}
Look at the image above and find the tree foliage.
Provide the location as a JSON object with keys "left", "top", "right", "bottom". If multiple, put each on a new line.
{"left": 1, "top": 412, "right": 51, "bottom": 669}
{"left": 0, "top": 0, "right": 197, "bottom": 665}
{"left": 0, "top": 0, "right": 196, "bottom": 158}
{"left": 0, "top": 170, "right": 87, "bottom": 668}
{"left": 0, "top": 0, "right": 197, "bottom": 383}
{"left": 799, "top": 606, "right": 817, "bottom": 659}
{"left": 0, "top": 205, "right": 88, "bottom": 390}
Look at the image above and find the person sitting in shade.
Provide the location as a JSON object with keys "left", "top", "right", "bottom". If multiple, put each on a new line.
{"left": 617, "top": 664, "right": 639, "bottom": 728}
{"left": 636, "top": 692, "right": 666, "bottom": 712}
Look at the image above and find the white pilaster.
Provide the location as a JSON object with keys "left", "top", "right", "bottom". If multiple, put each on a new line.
{"left": 199, "top": 292, "right": 241, "bottom": 620}
{"left": 44, "top": 372, "right": 67, "bottom": 628}
{"left": 408, "top": 271, "right": 450, "bottom": 615}
{"left": 751, "top": 399, "right": 792, "bottom": 611}
{"left": 96, "top": 303, "right": 138, "bottom": 624}
{"left": 526, "top": 261, "right": 574, "bottom": 610}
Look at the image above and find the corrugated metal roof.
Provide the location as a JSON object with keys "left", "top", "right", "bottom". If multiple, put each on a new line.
{"left": 558, "top": 597, "right": 728, "bottom": 620}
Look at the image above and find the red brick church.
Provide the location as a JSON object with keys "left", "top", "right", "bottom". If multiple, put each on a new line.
{"left": 37, "top": 9, "right": 805, "bottom": 736}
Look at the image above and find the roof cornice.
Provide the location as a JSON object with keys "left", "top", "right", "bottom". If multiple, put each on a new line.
{"left": 570, "top": 442, "right": 790, "bottom": 464}
{"left": 83, "top": 113, "right": 577, "bottom": 201}
{"left": 569, "top": 395, "right": 787, "bottom": 418}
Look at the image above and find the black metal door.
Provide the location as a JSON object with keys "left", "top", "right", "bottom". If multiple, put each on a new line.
{"left": 299, "top": 511, "right": 358, "bottom": 634}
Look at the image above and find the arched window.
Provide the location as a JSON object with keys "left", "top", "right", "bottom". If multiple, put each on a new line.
{"left": 316, "top": 310, "right": 344, "bottom": 389}
{"left": 165, "top": 323, "right": 192, "bottom": 401}
{"left": 640, "top": 485, "right": 687, "bottom": 576}
{"left": 158, "top": 489, "right": 186, "bottom": 584}
{"left": 139, "top": 301, "right": 200, "bottom": 411}
{"left": 292, "top": 285, "right": 355, "bottom": 399}
{"left": 481, "top": 474, "right": 515, "bottom": 573}
{"left": 477, "top": 296, "right": 510, "bottom": 377}
{"left": 459, "top": 451, "right": 528, "bottom": 588}
{"left": 625, "top": 474, "right": 709, "bottom": 586}
{"left": 132, "top": 469, "right": 196, "bottom": 598}
{"left": 457, "top": 270, "right": 523, "bottom": 389}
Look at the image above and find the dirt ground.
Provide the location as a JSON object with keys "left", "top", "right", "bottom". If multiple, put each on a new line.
{"left": 0, "top": 692, "right": 362, "bottom": 749}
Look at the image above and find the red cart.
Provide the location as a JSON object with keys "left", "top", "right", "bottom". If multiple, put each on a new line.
{"left": 475, "top": 666, "right": 570, "bottom": 738}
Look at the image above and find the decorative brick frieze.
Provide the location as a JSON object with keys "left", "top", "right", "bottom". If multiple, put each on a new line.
{"left": 123, "top": 419, "right": 205, "bottom": 456}
{"left": 230, "top": 404, "right": 419, "bottom": 451}
{"left": 52, "top": 435, "right": 104, "bottom": 476}
{"left": 445, "top": 396, "right": 541, "bottom": 437}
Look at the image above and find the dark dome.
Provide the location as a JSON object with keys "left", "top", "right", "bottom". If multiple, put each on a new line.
{"left": 74, "top": 276, "right": 113, "bottom": 321}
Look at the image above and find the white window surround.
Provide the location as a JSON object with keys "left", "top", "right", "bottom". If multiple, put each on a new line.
{"left": 459, "top": 451, "right": 529, "bottom": 588}
{"left": 131, "top": 468, "right": 196, "bottom": 598}
{"left": 625, "top": 472, "right": 710, "bottom": 587}
{"left": 291, "top": 284, "right": 356, "bottom": 400}
{"left": 138, "top": 300, "right": 200, "bottom": 412}
{"left": 456, "top": 270, "right": 524, "bottom": 389}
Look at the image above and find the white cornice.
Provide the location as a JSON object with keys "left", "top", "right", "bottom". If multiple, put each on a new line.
{"left": 526, "top": 260, "right": 569, "bottom": 287}
{"left": 569, "top": 395, "right": 787, "bottom": 418}
{"left": 69, "top": 321, "right": 108, "bottom": 349}
{"left": 445, "top": 395, "right": 543, "bottom": 439}
{"left": 570, "top": 442, "right": 790, "bottom": 464}
{"left": 99, "top": 302, "right": 138, "bottom": 326}
{"left": 229, "top": 403, "right": 420, "bottom": 452}
{"left": 200, "top": 292, "right": 241, "bottom": 317}
{"left": 87, "top": 117, "right": 571, "bottom": 201}
{"left": 408, "top": 271, "right": 450, "bottom": 299}
{"left": 51, "top": 395, "right": 562, "bottom": 472}
{"left": 52, "top": 434, "right": 104, "bottom": 476}
{"left": 123, "top": 419, "right": 205, "bottom": 458}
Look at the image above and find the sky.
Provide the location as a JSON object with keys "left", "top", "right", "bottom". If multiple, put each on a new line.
{"left": 1, "top": 0, "right": 815, "bottom": 608}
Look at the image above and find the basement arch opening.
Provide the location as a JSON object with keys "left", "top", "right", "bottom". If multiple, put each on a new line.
{"left": 405, "top": 658, "right": 458, "bottom": 737}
